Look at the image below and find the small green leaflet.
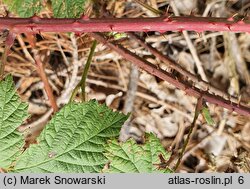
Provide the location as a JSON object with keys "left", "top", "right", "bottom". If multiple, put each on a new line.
{"left": 3, "top": 0, "right": 88, "bottom": 18}
{"left": 52, "top": 0, "right": 87, "bottom": 18}
{"left": 108, "top": 32, "right": 128, "bottom": 40}
{"left": 13, "top": 100, "right": 128, "bottom": 173}
{"left": 202, "top": 107, "right": 215, "bottom": 125}
{"left": 0, "top": 75, "right": 28, "bottom": 168}
{"left": 3, "top": 0, "right": 43, "bottom": 17}
{"left": 104, "top": 133, "right": 171, "bottom": 173}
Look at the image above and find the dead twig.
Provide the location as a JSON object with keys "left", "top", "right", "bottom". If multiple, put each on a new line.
{"left": 119, "top": 63, "right": 140, "bottom": 142}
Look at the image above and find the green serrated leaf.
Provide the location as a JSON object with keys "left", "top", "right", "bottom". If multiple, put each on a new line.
{"left": 202, "top": 107, "right": 215, "bottom": 125}
{"left": 13, "top": 100, "right": 128, "bottom": 173}
{"left": 104, "top": 133, "right": 171, "bottom": 173}
{"left": 0, "top": 75, "right": 28, "bottom": 168}
{"left": 52, "top": 0, "right": 87, "bottom": 18}
{"left": 3, "top": 0, "right": 43, "bottom": 17}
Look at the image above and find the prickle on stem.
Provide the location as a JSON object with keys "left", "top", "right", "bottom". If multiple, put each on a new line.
{"left": 31, "top": 14, "right": 41, "bottom": 23}
{"left": 109, "top": 25, "right": 114, "bottom": 32}
{"left": 226, "top": 24, "right": 232, "bottom": 31}
{"left": 80, "top": 14, "right": 90, "bottom": 21}
{"left": 163, "top": 16, "right": 172, "bottom": 22}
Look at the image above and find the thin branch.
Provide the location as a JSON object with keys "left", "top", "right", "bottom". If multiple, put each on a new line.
{"left": 56, "top": 36, "right": 70, "bottom": 66}
{"left": 16, "top": 34, "right": 34, "bottom": 62}
{"left": 174, "top": 97, "right": 203, "bottom": 171}
{"left": 90, "top": 32, "right": 250, "bottom": 117}
{"left": 70, "top": 40, "right": 97, "bottom": 102}
{"left": 15, "top": 34, "right": 58, "bottom": 112}
{"left": 33, "top": 51, "right": 58, "bottom": 112}
{"left": 134, "top": 0, "right": 208, "bottom": 81}
{"left": 127, "top": 32, "right": 240, "bottom": 105}
{"left": 1, "top": 16, "right": 250, "bottom": 33}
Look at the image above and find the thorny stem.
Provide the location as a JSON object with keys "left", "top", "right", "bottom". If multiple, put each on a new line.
{"left": 1, "top": 16, "right": 250, "bottom": 33}
{"left": 127, "top": 32, "right": 240, "bottom": 105}
{"left": 90, "top": 32, "right": 250, "bottom": 117}
{"left": 70, "top": 40, "right": 97, "bottom": 102}
{"left": 1, "top": 15, "right": 250, "bottom": 115}
{"left": 134, "top": 0, "right": 208, "bottom": 81}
